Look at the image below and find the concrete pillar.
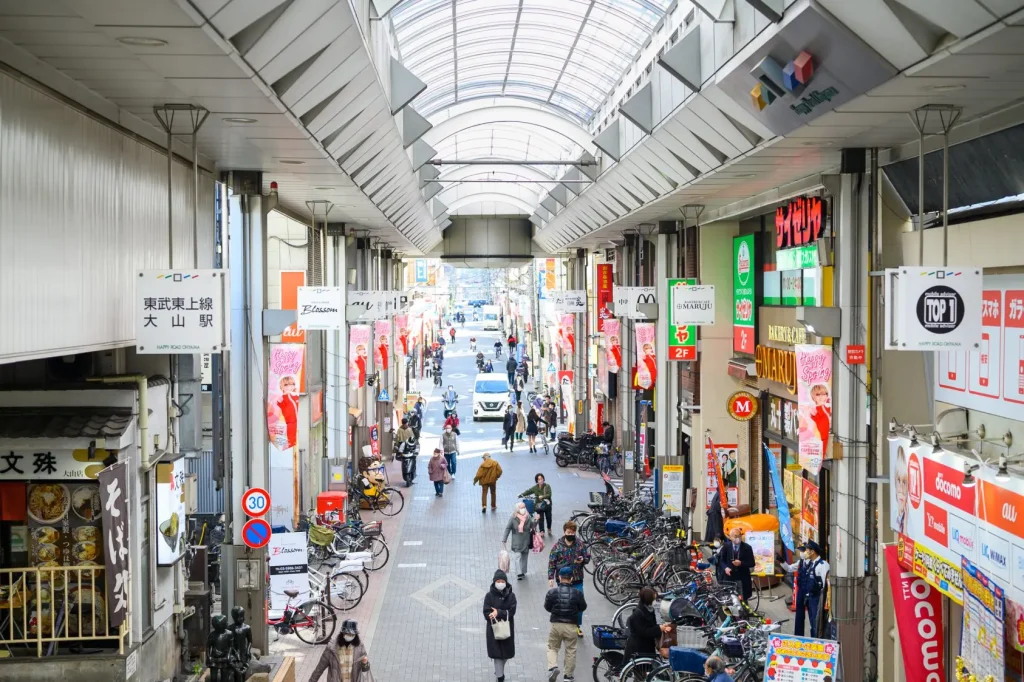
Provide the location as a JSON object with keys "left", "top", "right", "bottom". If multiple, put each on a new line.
{"left": 620, "top": 234, "right": 637, "bottom": 494}
{"left": 574, "top": 248, "right": 589, "bottom": 434}
{"left": 326, "top": 227, "right": 349, "bottom": 468}
{"left": 655, "top": 222, "right": 678, "bottom": 510}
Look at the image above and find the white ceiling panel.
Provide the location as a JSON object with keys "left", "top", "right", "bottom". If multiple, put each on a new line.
{"left": 66, "top": 0, "right": 199, "bottom": 27}
{"left": 139, "top": 55, "right": 247, "bottom": 79}
{"left": 245, "top": 0, "right": 339, "bottom": 73}
{"left": 92, "top": 27, "right": 227, "bottom": 56}
{"left": 163, "top": 77, "right": 263, "bottom": 97}
{"left": 209, "top": 0, "right": 292, "bottom": 39}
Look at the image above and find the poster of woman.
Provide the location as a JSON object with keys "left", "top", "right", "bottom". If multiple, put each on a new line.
{"left": 635, "top": 323, "right": 656, "bottom": 389}
{"left": 795, "top": 344, "right": 832, "bottom": 475}
{"left": 560, "top": 314, "right": 576, "bottom": 354}
{"left": 374, "top": 320, "right": 391, "bottom": 371}
{"left": 349, "top": 325, "right": 370, "bottom": 388}
{"left": 267, "top": 344, "right": 305, "bottom": 451}
{"left": 604, "top": 320, "right": 622, "bottom": 374}
{"left": 395, "top": 314, "right": 410, "bottom": 356}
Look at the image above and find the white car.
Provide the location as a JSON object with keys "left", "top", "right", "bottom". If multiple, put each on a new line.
{"left": 472, "top": 373, "right": 510, "bottom": 421}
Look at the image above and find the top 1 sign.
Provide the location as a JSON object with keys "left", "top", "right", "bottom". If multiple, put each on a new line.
{"left": 137, "top": 270, "right": 228, "bottom": 354}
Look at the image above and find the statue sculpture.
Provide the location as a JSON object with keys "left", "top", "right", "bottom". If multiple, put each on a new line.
{"left": 206, "top": 615, "right": 236, "bottom": 682}
{"left": 228, "top": 605, "right": 253, "bottom": 681}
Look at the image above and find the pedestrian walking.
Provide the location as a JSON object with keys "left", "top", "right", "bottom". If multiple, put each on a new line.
{"left": 623, "top": 587, "right": 670, "bottom": 664}
{"left": 309, "top": 619, "right": 371, "bottom": 682}
{"left": 544, "top": 566, "right": 587, "bottom": 682}
{"left": 717, "top": 526, "right": 756, "bottom": 601}
{"left": 483, "top": 570, "right": 517, "bottom": 682}
{"left": 515, "top": 405, "right": 526, "bottom": 442}
{"left": 502, "top": 405, "right": 517, "bottom": 451}
{"left": 526, "top": 408, "right": 546, "bottom": 453}
{"left": 502, "top": 501, "right": 536, "bottom": 579}
{"left": 547, "top": 520, "right": 590, "bottom": 637}
{"left": 441, "top": 424, "right": 459, "bottom": 478}
{"left": 544, "top": 402, "right": 558, "bottom": 439}
{"left": 514, "top": 373, "right": 526, "bottom": 404}
{"left": 473, "top": 453, "right": 503, "bottom": 513}
{"left": 428, "top": 448, "right": 449, "bottom": 497}
{"left": 781, "top": 540, "right": 830, "bottom": 637}
{"left": 505, "top": 356, "right": 518, "bottom": 386}
{"left": 507, "top": 333, "right": 517, "bottom": 353}
{"left": 520, "top": 473, "right": 553, "bottom": 534}
{"left": 449, "top": 326, "right": 456, "bottom": 343}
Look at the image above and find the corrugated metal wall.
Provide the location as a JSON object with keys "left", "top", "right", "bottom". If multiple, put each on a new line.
{"left": 0, "top": 71, "right": 216, "bottom": 363}
{"left": 186, "top": 451, "right": 223, "bottom": 514}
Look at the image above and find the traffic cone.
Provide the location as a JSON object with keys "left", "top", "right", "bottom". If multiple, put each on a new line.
{"left": 644, "top": 455, "right": 651, "bottom": 479}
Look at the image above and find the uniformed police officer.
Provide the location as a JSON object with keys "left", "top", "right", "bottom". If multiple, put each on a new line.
{"left": 782, "top": 540, "right": 829, "bottom": 637}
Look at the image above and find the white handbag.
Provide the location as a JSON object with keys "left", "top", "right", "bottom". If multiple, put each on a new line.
{"left": 490, "top": 617, "right": 511, "bottom": 640}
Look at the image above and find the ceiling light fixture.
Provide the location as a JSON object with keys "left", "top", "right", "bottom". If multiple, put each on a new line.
{"left": 116, "top": 36, "right": 168, "bottom": 47}
{"left": 222, "top": 117, "right": 258, "bottom": 124}
{"left": 928, "top": 84, "right": 966, "bottom": 92}
{"left": 278, "top": 159, "right": 306, "bottom": 165}
{"left": 733, "top": 173, "right": 755, "bottom": 179}
{"left": 315, "top": 187, "right": 336, "bottom": 191}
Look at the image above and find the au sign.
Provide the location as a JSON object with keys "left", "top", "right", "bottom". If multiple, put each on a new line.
{"left": 775, "top": 196, "right": 825, "bottom": 248}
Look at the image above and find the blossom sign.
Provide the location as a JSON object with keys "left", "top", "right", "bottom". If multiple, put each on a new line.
{"left": 795, "top": 344, "right": 831, "bottom": 475}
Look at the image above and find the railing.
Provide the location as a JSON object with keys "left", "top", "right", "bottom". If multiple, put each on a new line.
{"left": 0, "top": 566, "right": 126, "bottom": 658}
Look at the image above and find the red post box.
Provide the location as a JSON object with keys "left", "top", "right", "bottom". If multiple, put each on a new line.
{"left": 316, "top": 491, "right": 347, "bottom": 522}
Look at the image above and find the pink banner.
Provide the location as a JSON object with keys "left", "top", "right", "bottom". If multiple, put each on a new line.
{"left": 635, "top": 322, "right": 656, "bottom": 389}
{"left": 559, "top": 313, "right": 576, "bottom": 354}
{"left": 374, "top": 320, "right": 391, "bottom": 371}
{"left": 884, "top": 545, "right": 946, "bottom": 682}
{"left": 267, "top": 344, "right": 304, "bottom": 451}
{"left": 349, "top": 325, "right": 370, "bottom": 388}
{"left": 796, "top": 344, "right": 832, "bottom": 475}
{"left": 395, "top": 315, "right": 410, "bottom": 357}
{"left": 604, "top": 320, "right": 622, "bottom": 374}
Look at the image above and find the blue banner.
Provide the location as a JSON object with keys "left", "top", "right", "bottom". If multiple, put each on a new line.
{"left": 516, "top": 342, "right": 525, "bottom": 363}
{"left": 415, "top": 259, "right": 427, "bottom": 283}
{"left": 764, "top": 442, "right": 795, "bottom": 552}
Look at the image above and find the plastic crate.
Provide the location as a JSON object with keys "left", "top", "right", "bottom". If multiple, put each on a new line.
{"left": 605, "top": 519, "right": 627, "bottom": 535}
{"left": 674, "top": 626, "right": 707, "bottom": 650}
{"left": 591, "top": 625, "right": 627, "bottom": 650}
{"left": 669, "top": 647, "right": 707, "bottom": 673}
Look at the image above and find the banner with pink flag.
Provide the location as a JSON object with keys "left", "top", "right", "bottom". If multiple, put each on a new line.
{"left": 395, "top": 315, "right": 410, "bottom": 356}
{"left": 349, "top": 325, "right": 370, "bottom": 388}
{"left": 559, "top": 313, "right": 576, "bottom": 354}
{"left": 374, "top": 320, "right": 391, "bottom": 371}
{"left": 635, "top": 322, "right": 656, "bottom": 389}
{"left": 604, "top": 319, "right": 622, "bottom": 374}
{"left": 796, "top": 344, "right": 832, "bottom": 475}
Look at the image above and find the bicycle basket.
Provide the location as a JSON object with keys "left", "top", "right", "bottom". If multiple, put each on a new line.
{"left": 673, "top": 626, "right": 707, "bottom": 650}
{"left": 591, "top": 625, "right": 627, "bottom": 650}
{"left": 720, "top": 635, "right": 745, "bottom": 659}
{"left": 361, "top": 520, "right": 383, "bottom": 537}
{"left": 308, "top": 525, "right": 335, "bottom": 547}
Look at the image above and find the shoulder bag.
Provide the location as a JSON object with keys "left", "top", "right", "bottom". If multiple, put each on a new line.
{"left": 490, "top": 617, "right": 511, "bottom": 640}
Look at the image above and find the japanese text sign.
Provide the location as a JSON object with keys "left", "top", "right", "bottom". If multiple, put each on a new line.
{"left": 596, "top": 264, "right": 613, "bottom": 331}
{"left": 764, "top": 634, "right": 840, "bottom": 682}
{"left": 551, "top": 290, "right": 586, "bottom": 312}
{"left": 137, "top": 269, "right": 228, "bottom": 354}
{"left": 733, "top": 235, "right": 756, "bottom": 354}
{"left": 668, "top": 278, "right": 697, "bottom": 361}
{"left": 98, "top": 461, "right": 129, "bottom": 629}
{"left": 0, "top": 448, "right": 107, "bottom": 480}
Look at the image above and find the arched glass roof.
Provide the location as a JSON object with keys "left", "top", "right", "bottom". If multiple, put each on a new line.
{"left": 392, "top": 0, "right": 671, "bottom": 126}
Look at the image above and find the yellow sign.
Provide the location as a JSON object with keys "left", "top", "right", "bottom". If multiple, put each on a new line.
{"left": 755, "top": 345, "right": 797, "bottom": 394}
{"left": 767, "top": 325, "right": 807, "bottom": 345}
{"left": 898, "top": 535, "right": 964, "bottom": 605}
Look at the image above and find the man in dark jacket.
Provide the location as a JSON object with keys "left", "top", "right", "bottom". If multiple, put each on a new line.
{"left": 547, "top": 520, "right": 590, "bottom": 636}
{"left": 717, "top": 526, "right": 757, "bottom": 601}
{"left": 544, "top": 566, "right": 587, "bottom": 682}
{"left": 506, "top": 356, "right": 518, "bottom": 385}
{"left": 502, "top": 406, "right": 517, "bottom": 451}
{"left": 623, "top": 587, "right": 669, "bottom": 663}
{"left": 484, "top": 569, "right": 517, "bottom": 682}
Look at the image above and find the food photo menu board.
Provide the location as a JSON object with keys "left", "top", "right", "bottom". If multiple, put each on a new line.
{"left": 27, "top": 482, "right": 104, "bottom": 569}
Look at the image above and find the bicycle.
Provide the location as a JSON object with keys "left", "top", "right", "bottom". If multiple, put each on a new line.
{"left": 308, "top": 562, "right": 365, "bottom": 612}
{"left": 266, "top": 589, "right": 337, "bottom": 645}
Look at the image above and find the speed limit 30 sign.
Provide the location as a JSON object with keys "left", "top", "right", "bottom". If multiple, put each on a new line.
{"left": 242, "top": 487, "right": 271, "bottom": 517}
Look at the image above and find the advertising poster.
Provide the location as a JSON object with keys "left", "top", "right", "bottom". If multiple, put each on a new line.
{"left": 635, "top": 322, "right": 656, "bottom": 389}
{"left": 764, "top": 634, "right": 840, "bottom": 682}
{"left": 596, "top": 264, "right": 613, "bottom": 331}
{"left": 559, "top": 314, "right": 576, "bottom": 354}
{"left": 374, "top": 319, "right": 391, "bottom": 371}
{"left": 733, "top": 234, "right": 756, "bottom": 355}
{"left": 98, "top": 462, "right": 128, "bottom": 628}
{"left": 155, "top": 459, "right": 185, "bottom": 566}
{"left": 784, "top": 469, "right": 796, "bottom": 507}
{"left": 668, "top": 278, "right": 698, "bottom": 361}
{"left": 747, "top": 530, "right": 775, "bottom": 576}
{"left": 280, "top": 272, "right": 307, "bottom": 393}
{"left": 897, "top": 534, "right": 965, "bottom": 604}
{"left": 267, "top": 344, "right": 304, "bottom": 452}
{"left": 268, "top": 532, "right": 310, "bottom": 610}
{"left": 27, "top": 481, "right": 104, "bottom": 569}
{"left": 801, "top": 478, "right": 819, "bottom": 530}
{"left": 558, "top": 371, "right": 574, "bottom": 433}
{"left": 661, "top": 464, "right": 685, "bottom": 515}
{"left": 395, "top": 314, "right": 410, "bottom": 356}
{"left": 884, "top": 545, "right": 946, "bottom": 682}
{"left": 349, "top": 325, "right": 370, "bottom": 388}
{"left": 604, "top": 320, "right": 622, "bottom": 374}
{"left": 704, "top": 440, "right": 735, "bottom": 510}
{"left": 796, "top": 344, "right": 832, "bottom": 475}
{"left": 961, "top": 558, "right": 1005, "bottom": 680}
{"left": 1008, "top": 600, "right": 1024, "bottom": 654}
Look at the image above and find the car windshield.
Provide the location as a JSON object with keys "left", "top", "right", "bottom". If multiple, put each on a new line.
{"left": 484, "top": 313, "right": 498, "bottom": 320}
{"left": 475, "top": 380, "right": 508, "bottom": 393}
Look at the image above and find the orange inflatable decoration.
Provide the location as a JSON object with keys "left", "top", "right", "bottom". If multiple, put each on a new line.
{"left": 724, "top": 513, "right": 780, "bottom": 536}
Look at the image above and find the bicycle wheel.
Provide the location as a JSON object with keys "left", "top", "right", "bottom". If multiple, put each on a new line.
{"left": 363, "top": 536, "right": 389, "bottom": 571}
{"left": 747, "top": 579, "right": 761, "bottom": 612}
{"left": 604, "top": 565, "right": 641, "bottom": 606}
{"left": 327, "top": 571, "right": 364, "bottom": 611}
{"left": 612, "top": 601, "right": 639, "bottom": 631}
{"left": 614, "top": 455, "right": 625, "bottom": 478}
{"left": 293, "top": 600, "right": 338, "bottom": 645}
{"left": 373, "top": 487, "right": 405, "bottom": 516}
{"left": 618, "top": 656, "right": 658, "bottom": 682}
{"left": 593, "top": 651, "right": 624, "bottom": 682}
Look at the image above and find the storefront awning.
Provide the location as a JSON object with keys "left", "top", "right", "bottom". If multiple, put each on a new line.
{"left": 727, "top": 358, "right": 757, "bottom": 381}
{"left": 0, "top": 408, "right": 136, "bottom": 451}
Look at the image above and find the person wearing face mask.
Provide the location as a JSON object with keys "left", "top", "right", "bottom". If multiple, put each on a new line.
{"left": 716, "top": 526, "right": 756, "bottom": 601}
{"left": 703, "top": 655, "right": 735, "bottom": 682}
{"left": 502, "top": 405, "right": 517, "bottom": 451}
{"left": 502, "top": 500, "right": 536, "bottom": 578}
{"left": 547, "top": 520, "right": 590, "bottom": 638}
{"left": 473, "top": 453, "right": 504, "bottom": 513}
{"left": 781, "top": 540, "right": 829, "bottom": 637}
{"left": 483, "top": 569, "right": 518, "bottom": 682}
{"left": 441, "top": 424, "right": 459, "bottom": 478}
{"left": 544, "top": 566, "right": 588, "bottom": 682}
{"left": 310, "top": 619, "right": 371, "bottom": 682}
{"left": 623, "top": 587, "right": 672, "bottom": 664}
{"left": 428, "top": 448, "right": 449, "bottom": 498}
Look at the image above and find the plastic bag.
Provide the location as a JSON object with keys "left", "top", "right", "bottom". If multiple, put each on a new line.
{"left": 498, "top": 548, "right": 511, "bottom": 573}
{"left": 531, "top": 531, "right": 545, "bottom": 554}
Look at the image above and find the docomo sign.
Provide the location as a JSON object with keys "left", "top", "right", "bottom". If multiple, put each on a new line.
{"left": 923, "top": 456, "right": 976, "bottom": 516}
{"left": 727, "top": 391, "right": 758, "bottom": 421}
{"left": 884, "top": 545, "right": 946, "bottom": 682}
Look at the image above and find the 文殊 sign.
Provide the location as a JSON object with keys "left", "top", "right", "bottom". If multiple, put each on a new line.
{"left": 0, "top": 449, "right": 109, "bottom": 480}
{"left": 137, "top": 269, "right": 228, "bottom": 354}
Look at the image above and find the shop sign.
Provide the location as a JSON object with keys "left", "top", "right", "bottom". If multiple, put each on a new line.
{"left": 960, "top": 558, "right": 1005, "bottom": 680}
{"left": 347, "top": 291, "right": 411, "bottom": 320}
{"left": 883, "top": 545, "right": 946, "bottom": 682}
{"left": 296, "top": 286, "right": 342, "bottom": 330}
{"left": 776, "top": 243, "right": 819, "bottom": 271}
{"left": 886, "top": 267, "right": 983, "bottom": 351}
{"left": 763, "top": 634, "right": 839, "bottom": 682}
{"left": 668, "top": 278, "right": 697, "bottom": 361}
{"left": 552, "top": 290, "right": 586, "bottom": 313}
{"left": 755, "top": 345, "right": 797, "bottom": 394}
{"left": 156, "top": 458, "right": 186, "bottom": 566}
{"left": 268, "top": 532, "right": 310, "bottom": 610}
{"left": 201, "top": 354, "right": 212, "bottom": 391}
{"left": 775, "top": 196, "right": 826, "bottom": 249}
{"left": 671, "top": 284, "right": 715, "bottom": 327}
{"left": 768, "top": 324, "right": 807, "bottom": 345}
{"left": 280, "top": 271, "right": 306, "bottom": 344}
{"left": 733, "top": 235, "right": 757, "bottom": 354}
{"left": 781, "top": 270, "right": 803, "bottom": 305}
{"left": 596, "top": 264, "right": 614, "bottom": 331}
{"left": 727, "top": 391, "right": 758, "bottom": 421}
{"left": 98, "top": 461, "right": 129, "bottom": 629}
{"left": 845, "top": 345, "right": 865, "bottom": 365}
{"left": 0, "top": 448, "right": 108, "bottom": 480}
{"left": 613, "top": 286, "right": 657, "bottom": 320}
{"left": 415, "top": 259, "right": 427, "bottom": 283}
{"left": 136, "top": 269, "right": 228, "bottom": 354}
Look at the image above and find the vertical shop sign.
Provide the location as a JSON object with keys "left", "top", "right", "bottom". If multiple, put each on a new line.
{"left": 961, "top": 558, "right": 1005, "bottom": 680}
{"left": 136, "top": 269, "right": 228, "bottom": 354}
{"left": 415, "top": 259, "right": 427, "bottom": 283}
{"left": 884, "top": 545, "right": 946, "bottom": 682}
{"left": 668, "top": 278, "right": 698, "bottom": 360}
{"left": 795, "top": 344, "right": 831, "bottom": 475}
{"left": 155, "top": 459, "right": 186, "bottom": 566}
{"left": 374, "top": 320, "right": 391, "bottom": 372}
{"left": 268, "top": 532, "right": 310, "bottom": 610}
{"left": 267, "top": 344, "right": 304, "bottom": 451}
{"left": 98, "top": 461, "right": 129, "bottom": 629}
{"left": 597, "top": 264, "right": 613, "bottom": 331}
{"left": 349, "top": 325, "right": 370, "bottom": 388}
{"left": 604, "top": 320, "right": 622, "bottom": 374}
{"left": 764, "top": 443, "right": 795, "bottom": 552}
{"left": 733, "top": 235, "right": 756, "bottom": 354}
{"left": 635, "top": 323, "right": 657, "bottom": 389}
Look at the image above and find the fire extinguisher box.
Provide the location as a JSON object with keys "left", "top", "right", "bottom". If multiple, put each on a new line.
{"left": 317, "top": 491, "right": 347, "bottom": 522}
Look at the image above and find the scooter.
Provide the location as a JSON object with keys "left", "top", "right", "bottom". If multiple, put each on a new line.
{"left": 443, "top": 398, "right": 458, "bottom": 419}
{"left": 394, "top": 439, "right": 419, "bottom": 487}
{"left": 476, "top": 353, "right": 486, "bottom": 371}
{"left": 553, "top": 431, "right": 603, "bottom": 468}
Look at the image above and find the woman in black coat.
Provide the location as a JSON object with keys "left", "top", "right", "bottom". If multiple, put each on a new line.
{"left": 623, "top": 587, "right": 667, "bottom": 663}
{"left": 483, "top": 569, "right": 517, "bottom": 682}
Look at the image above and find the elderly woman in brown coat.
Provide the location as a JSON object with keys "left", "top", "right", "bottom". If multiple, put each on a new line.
{"left": 310, "top": 620, "right": 371, "bottom": 682}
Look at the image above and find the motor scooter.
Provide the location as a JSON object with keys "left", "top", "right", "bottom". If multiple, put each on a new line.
{"left": 443, "top": 398, "right": 458, "bottom": 419}
{"left": 394, "top": 438, "right": 419, "bottom": 486}
{"left": 476, "top": 353, "right": 486, "bottom": 371}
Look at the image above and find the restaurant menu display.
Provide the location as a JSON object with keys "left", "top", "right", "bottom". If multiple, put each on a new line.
{"left": 27, "top": 482, "right": 104, "bottom": 569}
{"left": 764, "top": 634, "right": 840, "bottom": 682}
{"left": 961, "top": 558, "right": 1005, "bottom": 681}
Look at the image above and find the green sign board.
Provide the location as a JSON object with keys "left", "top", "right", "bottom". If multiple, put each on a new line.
{"left": 668, "top": 278, "right": 697, "bottom": 361}
{"left": 776, "top": 244, "right": 818, "bottom": 271}
{"left": 733, "top": 234, "right": 756, "bottom": 354}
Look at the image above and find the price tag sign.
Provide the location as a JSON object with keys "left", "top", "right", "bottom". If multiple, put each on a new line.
{"left": 242, "top": 487, "right": 271, "bottom": 517}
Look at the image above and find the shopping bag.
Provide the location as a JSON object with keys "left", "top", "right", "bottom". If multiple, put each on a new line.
{"left": 443, "top": 470, "right": 452, "bottom": 485}
{"left": 498, "top": 548, "right": 511, "bottom": 573}
{"left": 531, "top": 530, "right": 545, "bottom": 554}
{"left": 490, "top": 618, "right": 511, "bottom": 640}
